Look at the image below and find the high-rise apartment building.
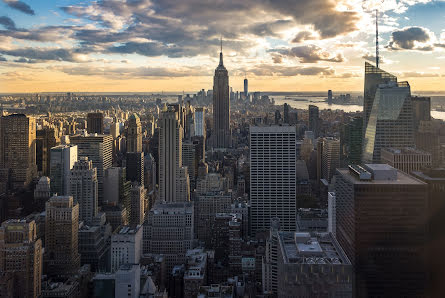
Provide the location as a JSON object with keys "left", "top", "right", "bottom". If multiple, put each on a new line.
{"left": 70, "top": 134, "right": 113, "bottom": 205}
{"left": 381, "top": 147, "right": 432, "bottom": 174}
{"left": 250, "top": 125, "right": 297, "bottom": 234}
{"left": 159, "top": 107, "right": 189, "bottom": 202}
{"left": 335, "top": 164, "right": 428, "bottom": 297}
{"left": 322, "top": 137, "right": 340, "bottom": 182}
{"left": 308, "top": 105, "right": 320, "bottom": 138}
{"left": 0, "top": 114, "right": 37, "bottom": 192}
{"left": 212, "top": 45, "right": 231, "bottom": 148}
{"left": 69, "top": 157, "right": 98, "bottom": 223}
{"left": 87, "top": 112, "right": 104, "bottom": 134}
{"left": 143, "top": 202, "right": 194, "bottom": 272}
{"left": 45, "top": 195, "right": 81, "bottom": 277}
{"left": 362, "top": 80, "right": 414, "bottom": 163}
{"left": 50, "top": 144, "right": 78, "bottom": 196}
{"left": 126, "top": 114, "right": 142, "bottom": 153}
{"left": 0, "top": 219, "right": 43, "bottom": 298}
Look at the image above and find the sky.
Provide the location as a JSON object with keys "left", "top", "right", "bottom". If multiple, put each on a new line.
{"left": 0, "top": 0, "right": 444, "bottom": 93}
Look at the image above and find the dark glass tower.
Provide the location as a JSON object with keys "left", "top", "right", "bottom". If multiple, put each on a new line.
{"left": 212, "top": 43, "right": 231, "bottom": 148}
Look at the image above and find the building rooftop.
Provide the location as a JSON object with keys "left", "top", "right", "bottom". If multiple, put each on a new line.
{"left": 339, "top": 165, "right": 425, "bottom": 185}
{"left": 382, "top": 147, "right": 430, "bottom": 155}
{"left": 280, "top": 232, "right": 350, "bottom": 266}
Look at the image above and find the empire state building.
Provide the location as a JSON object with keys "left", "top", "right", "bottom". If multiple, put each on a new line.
{"left": 212, "top": 41, "right": 231, "bottom": 148}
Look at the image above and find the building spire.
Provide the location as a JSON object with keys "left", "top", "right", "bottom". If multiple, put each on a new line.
{"left": 219, "top": 36, "right": 223, "bottom": 66}
{"left": 376, "top": 9, "right": 379, "bottom": 68}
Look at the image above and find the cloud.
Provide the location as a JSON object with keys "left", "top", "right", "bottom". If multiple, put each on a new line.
{"left": 3, "top": 0, "right": 35, "bottom": 15}
{"left": 387, "top": 26, "right": 435, "bottom": 51}
{"left": 400, "top": 71, "right": 440, "bottom": 78}
{"left": 249, "top": 20, "right": 293, "bottom": 37}
{"left": 271, "top": 54, "right": 283, "bottom": 64}
{"left": 0, "top": 26, "right": 74, "bottom": 42}
{"left": 270, "top": 45, "right": 344, "bottom": 63}
{"left": 0, "top": 16, "right": 16, "bottom": 30}
{"left": 248, "top": 64, "right": 334, "bottom": 76}
{"left": 291, "top": 31, "right": 316, "bottom": 43}
{"left": 0, "top": 55, "right": 6, "bottom": 61}
{"left": 0, "top": 47, "right": 85, "bottom": 62}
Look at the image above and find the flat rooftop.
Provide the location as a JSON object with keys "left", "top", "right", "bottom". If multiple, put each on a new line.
{"left": 280, "top": 232, "right": 350, "bottom": 266}
{"left": 382, "top": 147, "right": 430, "bottom": 155}
{"left": 337, "top": 167, "right": 426, "bottom": 185}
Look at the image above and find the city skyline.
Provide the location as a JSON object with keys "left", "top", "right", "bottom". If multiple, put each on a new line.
{"left": 0, "top": 0, "right": 444, "bottom": 92}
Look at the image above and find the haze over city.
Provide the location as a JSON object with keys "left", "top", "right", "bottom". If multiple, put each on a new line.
{"left": 1, "top": 0, "right": 445, "bottom": 92}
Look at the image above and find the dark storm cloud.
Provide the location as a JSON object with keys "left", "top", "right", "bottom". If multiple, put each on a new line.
{"left": 0, "top": 48, "right": 80, "bottom": 62}
{"left": 249, "top": 20, "right": 293, "bottom": 37}
{"left": 387, "top": 27, "right": 433, "bottom": 51}
{"left": 270, "top": 45, "right": 344, "bottom": 63}
{"left": 292, "top": 31, "right": 316, "bottom": 43}
{"left": 3, "top": 0, "right": 35, "bottom": 15}
{"left": 0, "top": 16, "right": 16, "bottom": 30}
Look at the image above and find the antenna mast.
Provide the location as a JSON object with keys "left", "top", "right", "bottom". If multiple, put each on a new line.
{"left": 375, "top": 9, "right": 379, "bottom": 68}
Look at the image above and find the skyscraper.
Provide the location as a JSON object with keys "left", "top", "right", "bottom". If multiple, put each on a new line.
{"left": 45, "top": 195, "right": 81, "bottom": 277}
{"left": 87, "top": 112, "right": 104, "bottom": 134}
{"left": 335, "top": 164, "right": 428, "bottom": 297}
{"left": 328, "top": 89, "right": 333, "bottom": 102}
{"left": 341, "top": 116, "right": 363, "bottom": 165}
{"left": 50, "top": 144, "right": 78, "bottom": 196}
{"left": 129, "top": 183, "right": 146, "bottom": 227}
{"left": 250, "top": 125, "right": 297, "bottom": 234}
{"left": 0, "top": 114, "right": 37, "bottom": 192}
{"left": 126, "top": 152, "right": 144, "bottom": 186}
{"left": 126, "top": 114, "right": 142, "bottom": 153}
{"left": 321, "top": 137, "right": 340, "bottom": 182}
{"left": 0, "top": 219, "right": 43, "bottom": 298}
{"left": 194, "top": 107, "right": 206, "bottom": 137}
{"left": 363, "top": 62, "right": 397, "bottom": 130}
{"left": 70, "top": 134, "right": 113, "bottom": 205}
{"left": 283, "top": 103, "right": 290, "bottom": 124}
{"left": 308, "top": 105, "right": 320, "bottom": 138}
{"left": 362, "top": 80, "right": 414, "bottom": 163}
{"left": 243, "top": 77, "right": 248, "bottom": 99}
{"left": 36, "top": 126, "right": 59, "bottom": 176}
{"left": 212, "top": 41, "right": 231, "bottom": 148}
{"left": 159, "top": 107, "right": 189, "bottom": 202}
{"left": 411, "top": 96, "right": 431, "bottom": 130}
{"left": 69, "top": 157, "right": 98, "bottom": 223}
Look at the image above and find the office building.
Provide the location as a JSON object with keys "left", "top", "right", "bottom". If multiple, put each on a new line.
{"left": 322, "top": 137, "right": 340, "bottom": 182}
{"left": 363, "top": 62, "right": 397, "bottom": 130}
{"left": 264, "top": 229, "right": 352, "bottom": 297}
{"left": 194, "top": 192, "right": 232, "bottom": 246}
{"left": 184, "top": 248, "right": 208, "bottom": 298}
{"left": 308, "top": 105, "right": 320, "bottom": 138}
{"left": 36, "top": 126, "right": 59, "bottom": 176}
{"left": 70, "top": 134, "right": 113, "bottom": 205}
{"left": 340, "top": 116, "right": 363, "bottom": 165}
{"left": 328, "top": 192, "right": 336, "bottom": 237}
{"left": 45, "top": 195, "right": 81, "bottom": 277}
{"left": 194, "top": 107, "right": 206, "bottom": 137}
{"left": 129, "top": 183, "right": 146, "bottom": 227}
{"left": 212, "top": 43, "right": 231, "bottom": 148}
{"left": 69, "top": 157, "right": 98, "bottom": 223}
{"left": 244, "top": 77, "right": 248, "bottom": 98}
{"left": 335, "top": 164, "right": 428, "bottom": 297}
{"left": 87, "top": 112, "right": 104, "bottom": 134}
{"left": 78, "top": 215, "right": 112, "bottom": 272}
{"left": 159, "top": 107, "right": 189, "bottom": 202}
{"left": 111, "top": 225, "right": 142, "bottom": 272}
{"left": 0, "top": 219, "right": 43, "bottom": 298}
{"left": 362, "top": 80, "right": 414, "bottom": 163}
{"left": 143, "top": 202, "right": 194, "bottom": 272}
{"left": 34, "top": 176, "right": 51, "bottom": 208}
{"left": 381, "top": 147, "right": 432, "bottom": 174}
{"left": 126, "top": 152, "right": 144, "bottom": 186}
{"left": 126, "top": 114, "right": 142, "bottom": 153}
{"left": 0, "top": 114, "right": 37, "bottom": 192}
{"left": 50, "top": 144, "right": 78, "bottom": 196}
{"left": 176, "top": 166, "right": 190, "bottom": 201}
{"left": 115, "top": 264, "right": 141, "bottom": 298}
{"left": 250, "top": 125, "right": 297, "bottom": 234}
{"left": 182, "top": 140, "right": 197, "bottom": 189}
{"left": 104, "top": 167, "right": 130, "bottom": 206}
{"left": 110, "top": 121, "right": 120, "bottom": 139}
{"left": 328, "top": 89, "right": 333, "bottom": 102}
{"left": 411, "top": 96, "right": 431, "bottom": 130}
{"left": 283, "top": 103, "right": 290, "bottom": 124}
